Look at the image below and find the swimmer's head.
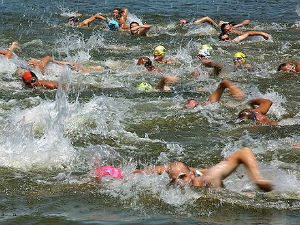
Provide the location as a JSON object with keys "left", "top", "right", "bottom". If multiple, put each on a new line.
{"left": 238, "top": 109, "right": 253, "bottom": 120}
{"left": 130, "top": 21, "right": 140, "bottom": 34}
{"left": 198, "top": 49, "right": 211, "bottom": 59}
{"left": 22, "top": 71, "right": 37, "bottom": 86}
{"left": 67, "top": 16, "right": 79, "bottom": 26}
{"left": 179, "top": 19, "right": 188, "bottom": 25}
{"left": 94, "top": 165, "right": 123, "bottom": 180}
{"left": 219, "top": 33, "right": 230, "bottom": 42}
{"left": 277, "top": 63, "right": 296, "bottom": 72}
{"left": 136, "top": 82, "right": 153, "bottom": 92}
{"left": 168, "top": 162, "right": 194, "bottom": 185}
{"left": 153, "top": 45, "right": 166, "bottom": 57}
{"left": 108, "top": 20, "right": 119, "bottom": 31}
{"left": 220, "top": 22, "right": 235, "bottom": 33}
{"left": 201, "top": 44, "right": 213, "bottom": 50}
{"left": 234, "top": 52, "right": 246, "bottom": 64}
{"left": 112, "top": 8, "right": 122, "bottom": 20}
{"left": 184, "top": 99, "right": 200, "bottom": 109}
{"left": 137, "top": 57, "right": 150, "bottom": 65}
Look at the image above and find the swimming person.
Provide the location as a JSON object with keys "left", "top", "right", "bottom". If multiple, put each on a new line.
{"left": 277, "top": 59, "right": 300, "bottom": 72}
{"left": 184, "top": 79, "right": 244, "bottom": 108}
{"left": 130, "top": 22, "right": 152, "bottom": 36}
{"left": 21, "top": 70, "right": 65, "bottom": 90}
{"left": 134, "top": 147, "right": 273, "bottom": 192}
{"left": 137, "top": 57, "right": 162, "bottom": 72}
{"left": 192, "top": 44, "right": 223, "bottom": 76}
{"left": 238, "top": 98, "right": 278, "bottom": 125}
{"left": 136, "top": 75, "right": 179, "bottom": 92}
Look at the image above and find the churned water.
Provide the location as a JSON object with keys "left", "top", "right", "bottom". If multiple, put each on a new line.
{"left": 0, "top": 0, "right": 300, "bottom": 224}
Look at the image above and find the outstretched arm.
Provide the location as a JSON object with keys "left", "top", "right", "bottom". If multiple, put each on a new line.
{"left": 233, "top": 19, "right": 250, "bottom": 28}
{"left": 208, "top": 80, "right": 244, "bottom": 103}
{"left": 134, "top": 165, "right": 167, "bottom": 175}
{"left": 250, "top": 98, "right": 273, "bottom": 115}
{"left": 193, "top": 16, "right": 218, "bottom": 27}
{"left": 233, "top": 31, "right": 269, "bottom": 43}
{"left": 78, "top": 14, "right": 108, "bottom": 27}
{"left": 0, "top": 49, "right": 13, "bottom": 59}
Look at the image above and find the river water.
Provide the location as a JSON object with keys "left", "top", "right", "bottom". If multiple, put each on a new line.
{"left": 0, "top": 0, "right": 300, "bottom": 224}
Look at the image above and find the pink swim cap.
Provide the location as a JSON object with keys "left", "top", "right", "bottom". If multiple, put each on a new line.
{"left": 94, "top": 165, "right": 123, "bottom": 179}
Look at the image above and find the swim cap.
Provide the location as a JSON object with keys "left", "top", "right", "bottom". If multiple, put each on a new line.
{"left": 94, "top": 165, "right": 123, "bottom": 179}
{"left": 153, "top": 45, "right": 166, "bottom": 56}
{"left": 22, "top": 71, "right": 37, "bottom": 84}
{"left": 136, "top": 82, "right": 153, "bottom": 92}
{"left": 108, "top": 20, "right": 119, "bottom": 31}
{"left": 198, "top": 49, "right": 211, "bottom": 58}
{"left": 234, "top": 52, "right": 246, "bottom": 63}
{"left": 201, "top": 44, "right": 213, "bottom": 50}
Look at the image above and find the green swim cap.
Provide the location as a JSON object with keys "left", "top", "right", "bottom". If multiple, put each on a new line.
{"left": 136, "top": 82, "right": 153, "bottom": 92}
{"left": 201, "top": 44, "right": 213, "bottom": 50}
{"left": 153, "top": 45, "right": 166, "bottom": 56}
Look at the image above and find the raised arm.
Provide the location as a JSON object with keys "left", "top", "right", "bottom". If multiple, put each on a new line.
{"left": 193, "top": 16, "right": 218, "bottom": 27}
{"left": 155, "top": 75, "right": 178, "bottom": 91}
{"left": 201, "top": 58, "right": 223, "bottom": 75}
{"left": 78, "top": 14, "right": 108, "bottom": 27}
{"left": 295, "top": 60, "right": 300, "bottom": 72}
{"left": 250, "top": 98, "right": 273, "bottom": 115}
{"left": 133, "top": 24, "right": 152, "bottom": 36}
{"left": 208, "top": 80, "right": 244, "bottom": 103}
{"left": 38, "top": 56, "right": 54, "bottom": 75}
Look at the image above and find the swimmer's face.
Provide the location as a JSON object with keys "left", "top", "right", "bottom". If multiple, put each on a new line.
{"left": 112, "top": 10, "right": 120, "bottom": 20}
{"left": 130, "top": 23, "right": 139, "bottom": 34}
{"left": 220, "top": 34, "right": 231, "bottom": 42}
{"left": 223, "top": 24, "right": 232, "bottom": 32}
{"left": 169, "top": 162, "right": 194, "bottom": 185}
{"left": 238, "top": 109, "right": 253, "bottom": 120}
{"left": 153, "top": 52, "right": 164, "bottom": 61}
{"left": 233, "top": 57, "right": 244, "bottom": 67}
{"left": 179, "top": 19, "right": 188, "bottom": 25}
{"left": 280, "top": 63, "right": 296, "bottom": 72}
{"left": 184, "top": 99, "right": 199, "bottom": 109}
{"left": 137, "top": 57, "right": 149, "bottom": 65}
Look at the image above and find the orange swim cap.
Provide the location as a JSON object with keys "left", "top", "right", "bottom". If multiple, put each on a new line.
{"left": 22, "top": 71, "right": 37, "bottom": 84}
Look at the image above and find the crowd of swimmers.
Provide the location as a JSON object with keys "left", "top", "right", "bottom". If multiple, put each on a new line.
{"left": 1, "top": 7, "right": 300, "bottom": 193}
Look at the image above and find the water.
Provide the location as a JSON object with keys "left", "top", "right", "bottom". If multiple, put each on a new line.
{"left": 0, "top": 0, "right": 300, "bottom": 224}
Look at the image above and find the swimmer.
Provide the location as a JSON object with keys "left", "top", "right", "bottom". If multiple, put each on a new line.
{"left": 130, "top": 22, "right": 152, "bottom": 36}
{"left": 219, "top": 31, "right": 269, "bottom": 43}
{"left": 137, "top": 57, "right": 162, "bottom": 72}
{"left": 233, "top": 52, "right": 252, "bottom": 70}
{"left": 134, "top": 147, "right": 273, "bottom": 192}
{"left": 20, "top": 70, "right": 65, "bottom": 90}
{"left": 67, "top": 14, "right": 108, "bottom": 27}
{"left": 111, "top": 8, "right": 129, "bottom": 30}
{"left": 238, "top": 98, "right": 278, "bottom": 125}
{"left": 0, "top": 41, "right": 20, "bottom": 59}
{"left": 192, "top": 45, "right": 222, "bottom": 76}
{"left": 184, "top": 79, "right": 244, "bottom": 108}
{"left": 27, "top": 56, "right": 104, "bottom": 75}
{"left": 277, "top": 60, "right": 300, "bottom": 72}
{"left": 153, "top": 45, "right": 174, "bottom": 64}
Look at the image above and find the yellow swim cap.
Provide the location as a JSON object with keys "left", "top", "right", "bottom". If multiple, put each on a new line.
{"left": 153, "top": 45, "right": 166, "bottom": 56}
{"left": 201, "top": 44, "right": 213, "bottom": 50}
{"left": 136, "top": 82, "right": 153, "bottom": 92}
{"left": 234, "top": 52, "right": 246, "bottom": 63}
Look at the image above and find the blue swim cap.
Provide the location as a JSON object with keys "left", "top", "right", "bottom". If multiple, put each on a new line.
{"left": 108, "top": 20, "right": 119, "bottom": 31}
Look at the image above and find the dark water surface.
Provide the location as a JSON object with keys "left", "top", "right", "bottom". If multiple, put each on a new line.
{"left": 0, "top": 0, "right": 300, "bottom": 225}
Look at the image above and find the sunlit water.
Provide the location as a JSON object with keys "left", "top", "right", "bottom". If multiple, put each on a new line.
{"left": 0, "top": 0, "right": 300, "bottom": 225}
